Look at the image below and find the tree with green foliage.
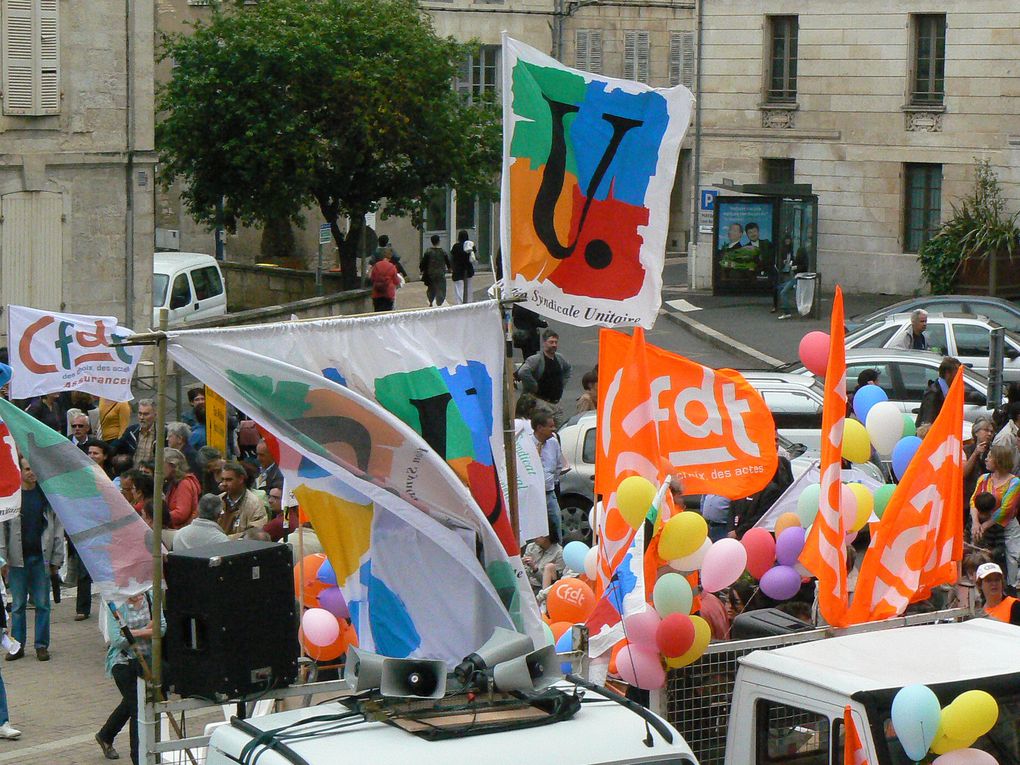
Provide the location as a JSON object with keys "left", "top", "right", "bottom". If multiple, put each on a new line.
{"left": 157, "top": 0, "right": 501, "bottom": 289}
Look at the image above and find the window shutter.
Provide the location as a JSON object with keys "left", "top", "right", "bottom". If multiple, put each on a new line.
{"left": 589, "top": 30, "right": 602, "bottom": 74}
{"left": 624, "top": 31, "right": 636, "bottom": 79}
{"left": 637, "top": 31, "right": 649, "bottom": 83}
{"left": 38, "top": 0, "right": 59, "bottom": 114}
{"left": 680, "top": 31, "right": 694, "bottom": 88}
{"left": 669, "top": 32, "right": 681, "bottom": 86}
{"left": 576, "top": 30, "right": 588, "bottom": 70}
{"left": 3, "top": 0, "right": 35, "bottom": 114}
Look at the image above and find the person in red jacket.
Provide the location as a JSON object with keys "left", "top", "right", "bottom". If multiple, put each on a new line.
{"left": 370, "top": 247, "right": 401, "bottom": 312}
{"left": 163, "top": 449, "right": 202, "bottom": 529}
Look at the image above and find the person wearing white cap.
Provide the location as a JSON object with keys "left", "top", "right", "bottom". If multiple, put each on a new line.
{"left": 976, "top": 563, "right": 1020, "bottom": 624}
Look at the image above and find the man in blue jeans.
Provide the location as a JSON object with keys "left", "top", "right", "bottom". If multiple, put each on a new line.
{"left": 0, "top": 457, "right": 64, "bottom": 662}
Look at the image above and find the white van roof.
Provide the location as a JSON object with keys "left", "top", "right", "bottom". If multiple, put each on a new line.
{"left": 739, "top": 619, "right": 1020, "bottom": 697}
{"left": 207, "top": 683, "right": 696, "bottom": 765}
{"left": 153, "top": 251, "right": 219, "bottom": 274}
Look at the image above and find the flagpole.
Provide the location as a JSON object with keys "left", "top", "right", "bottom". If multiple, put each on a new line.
{"left": 149, "top": 308, "right": 169, "bottom": 696}
{"left": 499, "top": 294, "right": 521, "bottom": 545}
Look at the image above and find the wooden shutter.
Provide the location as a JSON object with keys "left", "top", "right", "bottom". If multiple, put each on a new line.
{"left": 38, "top": 0, "right": 58, "bottom": 113}
{"left": 575, "top": 30, "right": 602, "bottom": 74}
{"left": 671, "top": 31, "right": 695, "bottom": 88}
{"left": 576, "top": 30, "right": 589, "bottom": 70}
{"left": 0, "top": 191, "right": 63, "bottom": 311}
{"left": 2, "top": 0, "right": 60, "bottom": 115}
{"left": 625, "top": 31, "right": 649, "bottom": 83}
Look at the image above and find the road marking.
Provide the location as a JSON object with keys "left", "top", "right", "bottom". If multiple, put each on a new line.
{"left": 665, "top": 299, "right": 701, "bottom": 313}
{"left": 0, "top": 731, "right": 96, "bottom": 762}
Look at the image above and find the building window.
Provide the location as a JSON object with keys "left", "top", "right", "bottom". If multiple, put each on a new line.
{"left": 669, "top": 31, "right": 695, "bottom": 89}
{"left": 911, "top": 14, "right": 946, "bottom": 105}
{"left": 2, "top": 0, "right": 60, "bottom": 116}
{"left": 766, "top": 16, "right": 798, "bottom": 103}
{"left": 904, "top": 163, "right": 942, "bottom": 253}
{"left": 624, "top": 31, "right": 650, "bottom": 83}
{"left": 762, "top": 158, "right": 795, "bottom": 185}
{"left": 456, "top": 45, "right": 499, "bottom": 103}
{"left": 575, "top": 30, "right": 603, "bottom": 74}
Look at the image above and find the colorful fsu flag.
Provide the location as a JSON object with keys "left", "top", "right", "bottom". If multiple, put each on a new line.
{"left": 799, "top": 286, "right": 849, "bottom": 628}
{"left": 0, "top": 399, "right": 152, "bottom": 600}
{"left": 7, "top": 305, "right": 142, "bottom": 401}
{"left": 165, "top": 339, "right": 544, "bottom": 653}
{"left": 0, "top": 416, "right": 19, "bottom": 523}
{"left": 500, "top": 35, "right": 694, "bottom": 329}
{"left": 846, "top": 372, "right": 964, "bottom": 623}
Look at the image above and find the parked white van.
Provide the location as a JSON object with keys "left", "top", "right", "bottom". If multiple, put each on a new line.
{"left": 152, "top": 252, "right": 227, "bottom": 327}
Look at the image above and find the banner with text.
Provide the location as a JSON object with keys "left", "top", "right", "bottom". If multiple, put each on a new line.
{"left": 7, "top": 306, "right": 142, "bottom": 401}
{"left": 500, "top": 36, "right": 693, "bottom": 329}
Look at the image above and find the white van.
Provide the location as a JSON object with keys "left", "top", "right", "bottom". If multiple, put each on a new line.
{"left": 152, "top": 252, "right": 227, "bottom": 327}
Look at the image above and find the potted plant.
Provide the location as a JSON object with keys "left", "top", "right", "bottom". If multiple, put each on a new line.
{"left": 918, "top": 159, "right": 1020, "bottom": 297}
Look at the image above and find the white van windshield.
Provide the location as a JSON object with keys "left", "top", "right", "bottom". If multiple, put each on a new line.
{"left": 153, "top": 273, "right": 169, "bottom": 306}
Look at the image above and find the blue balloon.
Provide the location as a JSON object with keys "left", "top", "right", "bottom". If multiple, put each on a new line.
{"left": 563, "top": 541, "right": 590, "bottom": 574}
{"left": 891, "top": 684, "right": 941, "bottom": 761}
{"left": 0, "top": 363, "right": 10, "bottom": 387}
{"left": 317, "top": 558, "right": 337, "bottom": 586}
{"left": 891, "top": 436, "right": 923, "bottom": 480}
{"left": 852, "top": 384, "right": 888, "bottom": 423}
{"left": 555, "top": 629, "right": 574, "bottom": 674}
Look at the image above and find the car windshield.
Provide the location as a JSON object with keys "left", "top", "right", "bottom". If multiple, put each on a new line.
{"left": 866, "top": 676, "right": 1020, "bottom": 765}
{"left": 153, "top": 273, "right": 169, "bottom": 306}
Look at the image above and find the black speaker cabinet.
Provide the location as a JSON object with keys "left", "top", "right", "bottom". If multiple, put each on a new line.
{"left": 730, "top": 607, "right": 813, "bottom": 640}
{"left": 166, "top": 540, "right": 299, "bottom": 699}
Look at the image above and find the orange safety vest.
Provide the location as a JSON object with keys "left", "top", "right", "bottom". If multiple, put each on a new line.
{"left": 985, "top": 596, "right": 1019, "bottom": 623}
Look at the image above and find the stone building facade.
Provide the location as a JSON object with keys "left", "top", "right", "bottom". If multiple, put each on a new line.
{"left": 0, "top": 0, "right": 155, "bottom": 339}
{"left": 691, "top": 1, "right": 1020, "bottom": 294}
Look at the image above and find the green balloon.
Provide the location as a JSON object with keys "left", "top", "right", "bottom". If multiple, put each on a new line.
{"left": 541, "top": 621, "right": 555, "bottom": 646}
{"left": 874, "top": 484, "right": 896, "bottom": 518}
{"left": 653, "top": 573, "right": 694, "bottom": 616}
{"left": 796, "top": 483, "right": 821, "bottom": 527}
{"left": 901, "top": 415, "right": 916, "bottom": 438}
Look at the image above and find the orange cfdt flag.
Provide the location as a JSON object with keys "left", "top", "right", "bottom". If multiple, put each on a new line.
{"left": 844, "top": 705, "right": 870, "bottom": 765}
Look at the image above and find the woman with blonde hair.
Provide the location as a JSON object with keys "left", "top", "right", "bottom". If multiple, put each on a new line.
{"left": 970, "top": 444, "right": 1020, "bottom": 588}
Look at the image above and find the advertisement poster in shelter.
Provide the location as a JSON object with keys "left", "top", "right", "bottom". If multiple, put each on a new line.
{"left": 713, "top": 198, "right": 775, "bottom": 295}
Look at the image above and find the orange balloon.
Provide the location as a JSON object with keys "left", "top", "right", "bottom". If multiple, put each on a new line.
{"left": 299, "top": 619, "right": 350, "bottom": 662}
{"left": 609, "top": 640, "right": 628, "bottom": 676}
{"left": 546, "top": 577, "right": 596, "bottom": 623}
{"left": 550, "top": 621, "right": 573, "bottom": 641}
{"left": 774, "top": 512, "right": 802, "bottom": 535}
{"left": 294, "top": 553, "right": 328, "bottom": 608}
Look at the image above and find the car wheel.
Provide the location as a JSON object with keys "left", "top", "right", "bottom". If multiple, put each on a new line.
{"left": 558, "top": 494, "right": 594, "bottom": 545}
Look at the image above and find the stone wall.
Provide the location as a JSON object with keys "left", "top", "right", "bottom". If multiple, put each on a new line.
{"left": 219, "top": 262, "right": 350, "bottom": 312}
{"left": 183, "top": 289, "right": 372, "bottom": 330}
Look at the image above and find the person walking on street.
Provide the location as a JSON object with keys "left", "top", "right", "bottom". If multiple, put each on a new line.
{"left": 369, "top": 247, "right": 401, "bottom": 312}
{"left": 894, "top": 309, "right": 929, "bottom": 351}
{"left": 419, "top": 235, "right": 451, "bottom": 307}
{"left": 0, "top": 456, "right": 64, "bottom": 661}
{"left": 0, "top": 595, "right": 21, "bottom": 739}
{"left": 916, "top": 357, "right": 961, "bottom": 431}
{"left": 532, "top": 410, "right": 564, "bottom": 543}
{"left": 449, "top": 229, "right": 476, "bottom": 305}
{"left": 370, "top": 235, "right": 408, "bottom": 279}
{"left": 518, "top": 330, "right": 572, "bottom": 425}
{"left": 512, "top": 305, "right": 547, "bottom": 362}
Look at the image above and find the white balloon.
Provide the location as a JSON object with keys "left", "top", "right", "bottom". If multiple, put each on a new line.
{"left": 669, "top": 538, "right": 712, "bottom": 572}
{"left": 866, "top": 401, "right": 905, "bottom": 456}
{"left": 584, "top": 546, "right": 599, "bottom": 579}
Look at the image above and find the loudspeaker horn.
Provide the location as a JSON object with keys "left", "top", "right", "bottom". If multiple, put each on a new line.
{"left": 454, "top": 627, "right": 535, "bottom": 683}
{"left": 380, "top": 657, "right": 447, "bottom": 699}
{"left": 343, "top": 646, "right": 384, "bottom": 692}
{"left": 492, "top": 645, "right": 562, "bottom": 693}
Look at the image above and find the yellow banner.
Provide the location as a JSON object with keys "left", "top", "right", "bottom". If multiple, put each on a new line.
{"left": 205, "top": 386, "right": 228, "bottom": 455}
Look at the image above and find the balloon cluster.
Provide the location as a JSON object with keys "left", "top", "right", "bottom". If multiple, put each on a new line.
{"left": 293, "top": 553, "right": 358, "bottom": 661}
{"left": 892, "top": 684, "right": 1000, "bottom": 762}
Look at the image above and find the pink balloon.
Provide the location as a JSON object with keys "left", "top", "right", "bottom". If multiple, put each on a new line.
{"left": 301, "top": 607, "right": 340, "bottom": 648}
{"left": 741, "top": 528, "right": 776, "bottom": 579}
{"left": 759, "top": 565, "right": 803, "bottom": 601}
{"left": 840, "top": 484, "right": 857, "bottom": 529}
{"left": 799, "top": 331, "right": 831, "bottom": 377}
{"left": 700, "top": 538, "right": 748, "bottom": 592}
{"left": 317, "top": 586, "right": 349, "bottom": 620}
{"left": 932, "top": 750, "right": 999, "bottom": 765}
{"left": 615, "top": 645, "right": 666, "bottom": 690}
{"left": 775, "top": 527, "right": 806, "bottom": 567}
{"left": 623, "top": 609, "right": 662, "bottom": 650}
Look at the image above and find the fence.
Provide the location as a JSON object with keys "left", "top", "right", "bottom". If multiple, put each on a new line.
{"left": 660, "top": 608, "right": 972, "bottom": 765}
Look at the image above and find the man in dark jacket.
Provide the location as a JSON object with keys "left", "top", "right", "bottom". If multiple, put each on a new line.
{"left": 916, "top": 356, "right": 961, "bottom": 431}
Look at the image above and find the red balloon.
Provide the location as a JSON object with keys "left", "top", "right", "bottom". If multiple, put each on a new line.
{"left": 656, "top": 613, "right": 696, "bottom": 658}
{"left": 293, "top": 553, "right": 328, "bottom": 608}
{"left": 741, "top": 527, "right": 777, "bottom": 580}
{"left": 299, "top": 620, "right": 356, "bottom": 662}
{"left": 799, "top": 331, "right": 831, "bottom": 377}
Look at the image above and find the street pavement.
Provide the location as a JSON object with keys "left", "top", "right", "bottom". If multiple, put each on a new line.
{"left": 10, "top": 259, "right": 910, "bottom": 763}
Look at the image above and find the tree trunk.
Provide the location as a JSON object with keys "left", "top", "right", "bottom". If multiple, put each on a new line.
{"left": 340, "top": 215, "right": 364, "bottom": 292}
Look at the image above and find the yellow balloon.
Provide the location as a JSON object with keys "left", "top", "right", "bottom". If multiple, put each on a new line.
{"left": 665, "top": 615, "right": 711, "bottom": 669}
{"left": 774, "top": 512, "right": 802, "bottom": 535}
{"left": 617, "top": 475, "right": 657, "bottom": 529}
{"left": 942, "top": 690, "right": 999, "bottom": 742}
{"left": 842, "top": 419, "right": 872, "bottom": 464}
{"left": 848, "top": 483, "right": 874, "bottom": 532}
{"left": 930, "top": 730, "right": 973, "bottom": 755}
{"left": 658, "top": 512, "right": 708, "bottom": 560}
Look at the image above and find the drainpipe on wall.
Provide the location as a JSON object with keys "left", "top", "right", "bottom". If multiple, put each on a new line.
{"left": 554, "top": 0, "right": 565, "bottom": 59}
{"left": 124, "top": 0, "right": 135, "bottom": 327}
{"left": 690, "top": 0, "right": 703, "bottom": 247}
